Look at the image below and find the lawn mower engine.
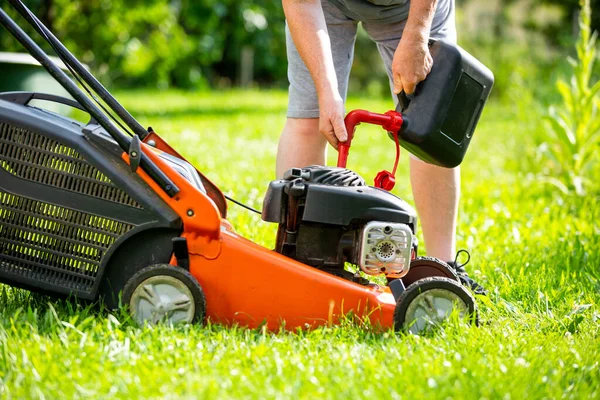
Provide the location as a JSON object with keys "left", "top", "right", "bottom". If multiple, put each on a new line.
{"left": 262, "top": 166, "right": 417, "bottom": 283}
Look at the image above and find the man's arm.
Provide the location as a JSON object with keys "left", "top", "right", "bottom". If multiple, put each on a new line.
{"left": 283, "top": 0, "right": 347, "bottom": 148}
{"left": 392, "top": 0, "right": 438, "bottom": 95}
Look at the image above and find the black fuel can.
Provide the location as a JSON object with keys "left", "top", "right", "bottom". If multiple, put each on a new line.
{"left": 395, "top": 40, "right": 494, "bottom": 168}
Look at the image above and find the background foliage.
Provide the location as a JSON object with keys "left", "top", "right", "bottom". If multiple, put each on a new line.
{"left": 535, "top": 0, "right": 600, "bottom": 196}
{"left": 1, "top": 0, "right": 598, "bottom": 96}
{"left": 1, "top": 0, "right": 287, "bottom": 89}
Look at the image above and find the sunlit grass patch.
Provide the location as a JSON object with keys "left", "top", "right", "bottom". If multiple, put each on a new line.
{"left": 0, "top": 89, "right": 597, "bottom": 398}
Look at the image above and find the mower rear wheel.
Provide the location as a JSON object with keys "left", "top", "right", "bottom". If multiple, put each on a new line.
{"left": 394, "top": 276, "right": 477, "bottom": 334}
{"left": 399, "top": 257, "right": 459, "bottom": 287}
{"left": 122, "top": 264, "right": 206, "bottom": 326}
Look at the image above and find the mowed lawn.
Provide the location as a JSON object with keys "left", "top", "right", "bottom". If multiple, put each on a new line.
{"left": 0, "top": 89, "right": 598, "bottom": 399}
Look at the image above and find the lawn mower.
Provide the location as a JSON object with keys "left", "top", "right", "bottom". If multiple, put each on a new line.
{"left": 0, "top": 1, "right": 493, "bottom": 334}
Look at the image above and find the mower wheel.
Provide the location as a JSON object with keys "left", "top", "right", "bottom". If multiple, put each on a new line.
{"left": 122, "top": 264, "right": 206, "bottom": 326}
{"left": 394, "top": 276, "right": 478, "bottom": 334}
{"left": 400, "top": 257, "right": 459, "bottom": 287}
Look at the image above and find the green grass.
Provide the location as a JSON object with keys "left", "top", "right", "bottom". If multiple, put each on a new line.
{"left": 0, "top": 89, "right": 598, "bottom": 399}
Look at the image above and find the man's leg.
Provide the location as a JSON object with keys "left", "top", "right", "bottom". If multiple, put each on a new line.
{"left": 278, "top": 2, "right": 357, "bottom": 178}
{"left": 276, "top": 118, "right": 324, "bottom": 178}
{"left": 410, "top": 157, "right": 459, "bottom": 261}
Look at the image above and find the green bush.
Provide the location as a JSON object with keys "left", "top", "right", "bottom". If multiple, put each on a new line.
{"left": 0, "top": 0, "right": 287, "bottom": 89}
{"left": 535, "top": 0, "right": 600, "bottom": 196}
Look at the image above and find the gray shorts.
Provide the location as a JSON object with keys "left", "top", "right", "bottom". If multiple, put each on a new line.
{"left": 286, "top": 0, "right": 457, "bottom": 118}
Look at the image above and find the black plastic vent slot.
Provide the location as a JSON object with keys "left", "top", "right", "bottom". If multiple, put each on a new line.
{"left": 0, "top": 191, "right": 134, "bottom": 294}
{"left": 0, "top": 123, "right": 142, "bottom": 209}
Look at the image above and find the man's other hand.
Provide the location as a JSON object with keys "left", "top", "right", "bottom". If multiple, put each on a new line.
{"left": 392, "top": 33, "right": 433, "bottom": 95}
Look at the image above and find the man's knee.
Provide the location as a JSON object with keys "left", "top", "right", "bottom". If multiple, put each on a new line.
{"left": 277, "top": 118, "right": 328, "bottom": 178}
{"left": 283, "top": 118, "right": 321, "bottom": 139}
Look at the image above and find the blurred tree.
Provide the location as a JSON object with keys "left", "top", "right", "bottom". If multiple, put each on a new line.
{"left": 0, "top": 0, "right": 594, "bottom": 91}
{"left": 456, "top": 0, "right": 600, "bottom": 43}
{"left": 175, "top": 0, "right": 286, "bottom": 87}
{"left": 0, "top": 0, "right": 287, "bottom": 89}
{"left": 454, "top": 0, "right": 600, "bottom": 99}
{"left": 544, "top": 0, "right": 600, "bottom": 32}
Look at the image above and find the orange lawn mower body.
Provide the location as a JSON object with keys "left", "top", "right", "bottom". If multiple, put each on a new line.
{"left": 134, "top": 132, "right": 400, "bottom": 330}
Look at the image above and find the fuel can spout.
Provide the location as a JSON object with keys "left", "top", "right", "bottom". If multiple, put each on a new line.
{"left": 337, "top": 110, "right": 404, "bottom": 169}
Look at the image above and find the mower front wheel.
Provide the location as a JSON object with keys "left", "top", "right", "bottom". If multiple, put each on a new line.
{"left": 394, "top": 276, "right": 478, "bottom": 334}
{"left": 122, "top": 264, "right": 206, "bottom": 326}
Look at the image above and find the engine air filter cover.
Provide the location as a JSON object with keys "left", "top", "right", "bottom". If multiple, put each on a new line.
{"left": 360, "top": 221, "right": 413, "bottom": 278}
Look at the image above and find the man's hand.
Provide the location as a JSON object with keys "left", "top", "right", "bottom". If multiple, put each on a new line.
{"left": 392, "top": 32, "right": 433, "bottom": 95}
{"left": 318, "top": 91, "right": 347, "bottom": 150}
